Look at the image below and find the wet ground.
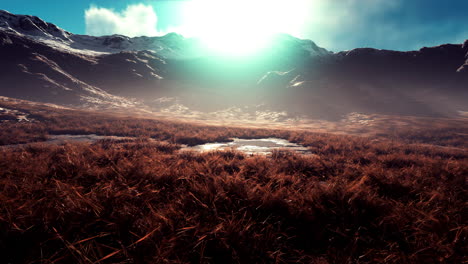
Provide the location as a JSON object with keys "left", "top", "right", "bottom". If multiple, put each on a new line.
{"left": 2, "top": 135, "right": 311, "bottom": 156}
{"left": 181, "top": 138, "right": 311, "bottom": 155}
{"left": 46, "top": 134, "right": 136, "bottom": 144}
{"left": 0, "top": 134, "right": 137, "bottom": 149}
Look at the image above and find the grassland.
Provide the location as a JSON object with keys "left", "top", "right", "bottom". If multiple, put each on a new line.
{"left": 0, "top": 98, "right": 467, "bottom": 263}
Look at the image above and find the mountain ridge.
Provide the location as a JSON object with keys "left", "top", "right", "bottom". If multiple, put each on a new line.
{"left": 0, "top": 10, "right": 331, "bottom": 59}
{"left": 0, "top": 10, "right": 467, "bottom": 120}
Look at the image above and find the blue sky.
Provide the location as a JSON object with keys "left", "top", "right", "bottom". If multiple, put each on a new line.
{"left": 1, "top": 0, "right": 467, "bottom": 51}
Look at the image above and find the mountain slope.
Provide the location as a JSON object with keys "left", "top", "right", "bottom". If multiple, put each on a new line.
{"left": 0, "top": 10, "right": 466, "bottom": 119}
{"left": 274, "top": 43, "right": 468, "bottom": 119}
{"left": 0, "top": 30, "right": 132, "bottom": 107}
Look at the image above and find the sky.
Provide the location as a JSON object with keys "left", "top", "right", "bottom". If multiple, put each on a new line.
{"left": 1, "top": 0, "right": 467, "bottom": 52}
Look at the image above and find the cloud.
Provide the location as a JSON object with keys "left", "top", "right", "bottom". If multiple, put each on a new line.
{"left": 85, "top": 4, "right": 159, "bottom": 37}
{"left": 302, "top": 0, "right": 468, "bottom": 51}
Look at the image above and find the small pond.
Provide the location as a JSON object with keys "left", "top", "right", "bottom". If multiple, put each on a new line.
{"left": 181, "top": 138, "right": 310, "bottom": 155}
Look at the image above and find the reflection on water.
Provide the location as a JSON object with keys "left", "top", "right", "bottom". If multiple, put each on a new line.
{"left": 3, "top": 135, "right": 311, "bottom": 156}
{"left": 182, "top": 138, "right": 310, "bottom": 155}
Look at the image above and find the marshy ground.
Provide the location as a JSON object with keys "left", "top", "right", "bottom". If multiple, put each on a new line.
{"left": 0, "top": 98, "right": 467, "bottom": 263}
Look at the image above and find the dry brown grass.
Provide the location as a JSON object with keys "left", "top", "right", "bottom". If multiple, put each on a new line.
{"left": 0, "top": 138, "right": 466, "bottom": 263}
{"left": 0, "top": 98, "right": 467, "bottom": 263}
{"left": 1, "top": 97, "right": 467, "bottom": 149}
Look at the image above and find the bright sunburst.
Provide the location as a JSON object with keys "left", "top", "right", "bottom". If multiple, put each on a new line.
{"left": 182, "top": 0, "right": 309, "bottom": 56}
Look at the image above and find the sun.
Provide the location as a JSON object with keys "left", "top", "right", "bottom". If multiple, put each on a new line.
{"left": 182, "top": 0, "right": 309, "bottom": 56}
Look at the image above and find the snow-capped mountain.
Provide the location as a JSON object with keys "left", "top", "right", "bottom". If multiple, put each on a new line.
{"left": 0, "top": 10, "right": 466, "bottom": 119}
{"left": 0, "top": 29, "right": 139, "bottom": 108}
{"left": 0, "top": 10, "right": 203, "bottom": 59}
{"left": 0, "top": 10, "right": 329, "bottom": 60}
{"left": 0, "top": 10, "right": 71, "bottom": 40}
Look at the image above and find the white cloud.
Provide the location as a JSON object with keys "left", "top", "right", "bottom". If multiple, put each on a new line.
{"left": 85, "top": 4, "right": 159, "bottom": 37}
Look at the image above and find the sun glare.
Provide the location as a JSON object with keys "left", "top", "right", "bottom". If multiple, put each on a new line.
{"left": 182, "top": 0, "right": 309, "bottom": 56}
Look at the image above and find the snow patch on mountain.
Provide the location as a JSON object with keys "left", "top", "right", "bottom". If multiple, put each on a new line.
{"left": 0, "top": 10, "right": 71, "bottom": 41}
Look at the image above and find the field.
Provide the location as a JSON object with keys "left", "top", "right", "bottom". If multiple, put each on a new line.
{"left": 0, "top": 98, "right": 467, "bottom": 263}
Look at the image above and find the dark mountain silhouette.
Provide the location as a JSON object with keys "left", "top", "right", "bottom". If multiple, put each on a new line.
{"left": 263, "top": 43, "right": 468, "bottom": 119}
{"left": 0, "top": 10, "right": 466, "bottom": 119}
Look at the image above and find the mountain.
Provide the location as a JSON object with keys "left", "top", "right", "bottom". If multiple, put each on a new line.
{"left": 0, "top": 10, "right": 201, "bottom": 59}
{"left": 0, "top": 10, "right": 466, "bottom": 119}
{"left": 265, "top": 43, "right": 468, "bottom": 119}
